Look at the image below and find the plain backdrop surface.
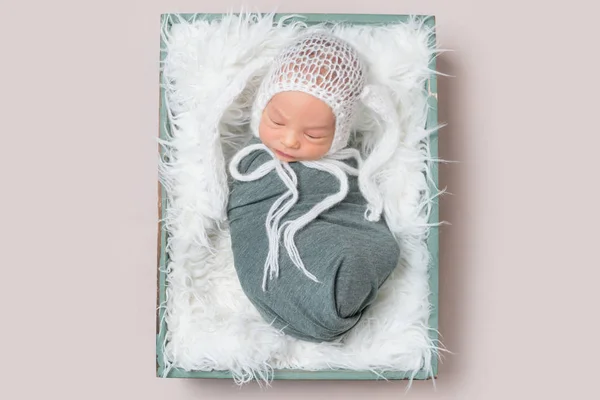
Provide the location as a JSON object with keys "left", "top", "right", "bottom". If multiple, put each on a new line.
{"left": 0, "top": 0, "right": 598, "bottom": 399}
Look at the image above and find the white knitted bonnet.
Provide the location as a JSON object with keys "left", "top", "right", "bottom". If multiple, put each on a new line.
{"left": 250, "top": 31, "right": 367, "bottom": 154}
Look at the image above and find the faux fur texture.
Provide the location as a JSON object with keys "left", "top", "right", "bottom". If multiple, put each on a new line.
{"left": 158, "top": 12, "right": 443, "bottom": 385}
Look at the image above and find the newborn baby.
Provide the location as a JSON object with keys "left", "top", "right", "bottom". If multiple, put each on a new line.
{"left": 227, "top": 32, "right": 400, "bottom": 342}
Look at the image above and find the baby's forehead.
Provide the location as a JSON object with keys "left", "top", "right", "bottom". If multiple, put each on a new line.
{"left": 268, "top": 91, "right": 335, "bottom": 120}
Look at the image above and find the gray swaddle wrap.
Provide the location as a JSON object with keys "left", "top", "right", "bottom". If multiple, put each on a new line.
{"left": 227, "top": 137, "right": 400, "bottom": 342}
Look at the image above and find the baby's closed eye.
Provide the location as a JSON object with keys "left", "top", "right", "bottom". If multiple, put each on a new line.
{"left": 269, "top": 117, "right": 284, "bottom": 126}
{"left": 304, "top": 130, "right": 332, "bottom": 140}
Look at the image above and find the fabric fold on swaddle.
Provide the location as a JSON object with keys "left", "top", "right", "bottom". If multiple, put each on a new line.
{"left": 227, "top": 137, "right": 400, "bottom": 342}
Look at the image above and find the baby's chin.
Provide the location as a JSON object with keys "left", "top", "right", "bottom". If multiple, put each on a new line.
{"left": 260, "top": 139, "right": 329, "bottom": 161}
{"left": 271, "top": 148, "right": 328, "bottom": 162}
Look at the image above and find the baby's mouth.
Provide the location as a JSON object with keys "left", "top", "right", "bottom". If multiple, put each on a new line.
{"left": 274, "top": 149, "right": 295, "bottom": 160}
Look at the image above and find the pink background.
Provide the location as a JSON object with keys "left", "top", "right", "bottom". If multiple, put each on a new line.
{"left": 2, "top": 0, "right": 598, "bottom": 398}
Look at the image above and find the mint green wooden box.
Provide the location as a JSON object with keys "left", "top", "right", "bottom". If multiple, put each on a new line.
{"left": 157, "top": 12, "right": 439, "bottom": 381}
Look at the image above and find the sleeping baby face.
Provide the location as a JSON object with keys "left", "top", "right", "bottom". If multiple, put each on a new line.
{"left": 258, "top": 91, "right": 336, "bottom": 162}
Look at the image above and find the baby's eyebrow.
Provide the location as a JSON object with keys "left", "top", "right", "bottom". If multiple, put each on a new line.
{"left": 305, "top": 125, "right": 332, "bottom": 130}
{"left": 269, "top": 104, "right": 288, "bottom": 119}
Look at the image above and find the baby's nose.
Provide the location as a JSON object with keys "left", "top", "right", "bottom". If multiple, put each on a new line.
{"left": 281, "top": 131, "right": 300, "bottom": 149}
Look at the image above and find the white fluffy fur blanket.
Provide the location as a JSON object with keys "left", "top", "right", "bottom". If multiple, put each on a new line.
{"left": 158, "top": 13, "right": 442, "bottom": 384}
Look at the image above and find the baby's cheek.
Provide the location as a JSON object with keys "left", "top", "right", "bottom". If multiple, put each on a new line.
{"left": 258, "top": 123, "right": 276, "bottom": 145}
{"left": 303, "top": 141, "right": 331, "bottom": 160}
